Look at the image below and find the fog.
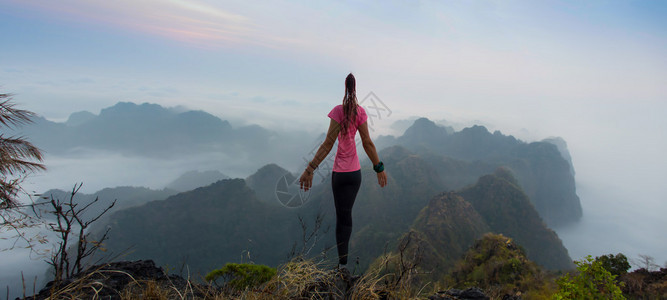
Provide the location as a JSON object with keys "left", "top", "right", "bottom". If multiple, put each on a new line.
{"left": 0, "top": 231, "right": 50, "bottom": 299}
{"left": 552, "top": 105, "right": 667, "bottom": 268}
{"left": 557, "top": 176, "right": 666, "bottom": 265}
{"left": 23, "top": 151, "right": 255, "bottom": 194}
{"left": 557, "top": 157, "right": 667, "bottom": 267}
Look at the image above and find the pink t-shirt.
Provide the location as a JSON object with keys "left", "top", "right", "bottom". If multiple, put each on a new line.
{"left": 328, "top": 105, "right": 368, "bottom": 172}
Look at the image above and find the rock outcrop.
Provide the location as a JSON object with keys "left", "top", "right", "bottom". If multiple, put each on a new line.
{"left": 23, "top": 260, "right": 201, "bottom": 300}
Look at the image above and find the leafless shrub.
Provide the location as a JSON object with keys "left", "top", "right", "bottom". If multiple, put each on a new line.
{"left": 633, "top": 254, "right": 660, "bottom": 271}
{"left": 45, "top": 183, "right": 116, "bottom": 283}
{"left": 288, "top": 211, "right": 333, "bottom": 262}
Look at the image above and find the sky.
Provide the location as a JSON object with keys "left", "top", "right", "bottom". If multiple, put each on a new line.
{"left": 1, "top": 0, "right": 667, "bottom": 287}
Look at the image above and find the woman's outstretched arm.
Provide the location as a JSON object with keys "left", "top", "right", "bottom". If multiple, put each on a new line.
{"left": 299, "top": 119, "right": 340, "bottom": 191}
{"left": 358, "top": 121, "right": 387, "bottom": 187}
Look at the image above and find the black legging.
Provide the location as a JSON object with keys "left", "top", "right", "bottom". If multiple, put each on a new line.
{"left": 331, "top": 170, "right": 362, "bottom": 265}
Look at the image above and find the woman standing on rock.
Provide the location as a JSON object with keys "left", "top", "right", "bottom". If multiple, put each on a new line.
{"left": 299, "top": 73, "right": 387, "bottom": 268}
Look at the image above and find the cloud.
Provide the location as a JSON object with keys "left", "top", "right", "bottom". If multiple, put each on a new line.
{"left": 12, "top": 0, "right": 267, "bottom": 49}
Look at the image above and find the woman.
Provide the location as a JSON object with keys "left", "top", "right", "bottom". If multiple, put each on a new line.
{"left": 299, "top": 73, "right": 387, "bottom": 267}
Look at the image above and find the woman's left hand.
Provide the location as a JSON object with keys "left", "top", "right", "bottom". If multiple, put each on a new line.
{"left": 299, "top": 170, "right": 314, "bottom": 191}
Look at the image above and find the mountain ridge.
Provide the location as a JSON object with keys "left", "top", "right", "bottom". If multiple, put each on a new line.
{"left": 384, "top": 117, "right": 581, "bottom": 227}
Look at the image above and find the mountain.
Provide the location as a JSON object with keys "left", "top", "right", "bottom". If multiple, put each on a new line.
{"left": 102, "top": 179, "right": 304, "bottom": 273}
{"left": 65, "top": 110, "right": 96, "bottom": 127}
{"left": 14, "top": 102, "right": 323, "bottom": 180}
{"left": 245, "top": 164, "right": 293, "bottom": 205}
{"left": 397, "top": 117, "right": 452, "bottom": 151}
{"left": 377, "top": 170, "right": 571, "bottom": 283}
{"left": 166, "top": 170, "right": 229, "bottom": 192}
{"left": 458, "top": 169, "right": 573, "bottom": 270}
{"left": 96, "top": 146, "right": 450, "bottom": 274}
{"left": 74, "top": 102, "right": 233, "bottom": 154}
{"left": 98, "top": 145, "right": 573, "bottom": 277}
{"left": 12, "top": 102, "right": 277, "bottom": 157}
{"left": 390, "top": 191, "right": 490, "bottom": 280}
{"left": 397, "top": 118, "right": 521, "bottom": 161}
{"left": 542, "top": 136, "right": 575, "bottom": 176}
{"left": 386, "top": 117, "right": 581, "bottom": 227}
{"left": 18, "top": 104, "right": 579, "bottom": 227}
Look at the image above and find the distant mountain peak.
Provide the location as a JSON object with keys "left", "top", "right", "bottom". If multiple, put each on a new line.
{"left": 66, "top": 110, "right": 96, "bottom": 126}
{"left": 493, "top": 167, "right": 520, "bottom": 187}
{"left": 249, "top": 163, "right": 290, "bottom": 177}
{"left": 166, "top": 170, "right": 229, "bottom": 192}
{"left": 406, "top": 117, "right": 446, "bottom": 133}
{"left": 399, "top": 117, "right": 451, "bottom": 147}
{"left": 413, "top": 117, "right": 437, "bottom": 126}
{"left": 245, "top": 163, "right": 292, "bottom": 205}
{"left": 458, "top": 124, "right": 491, "bottom": 137}
{"left": 99, "top": 102, "right": 171, "bottom": 118}
{"left": 542, "top": 136, "right": 575, "bottom": 176}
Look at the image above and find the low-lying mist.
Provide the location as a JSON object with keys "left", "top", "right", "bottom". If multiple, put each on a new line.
{"left": 23, "top": 150, "right": 265, "bottom": 194}
{"left": 556, "top": 174, "right": 667, "bottom": 268}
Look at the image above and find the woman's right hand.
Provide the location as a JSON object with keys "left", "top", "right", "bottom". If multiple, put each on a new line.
{"left": 377, "top": 171, "right": 387, "bottom": 187}
{"left": 299, "top": 170, "right": 314, "bottom": 191}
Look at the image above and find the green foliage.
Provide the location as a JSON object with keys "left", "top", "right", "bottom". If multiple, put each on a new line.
{"left": 596, "top": 253, "right": 631, "bottom": 277}
{"left": 553, "top": 255, "right": 625, "bottom": 300}
{"left": 205, "top": 263, "right": 276, "bottom": 290}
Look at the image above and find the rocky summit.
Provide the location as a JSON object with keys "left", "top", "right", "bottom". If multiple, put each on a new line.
{"left": 23, "top": 260, "right": 201, "bottom": 300}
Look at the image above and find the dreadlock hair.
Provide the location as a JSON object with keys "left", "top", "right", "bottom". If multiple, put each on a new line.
{"left": 341, "top": 73, "right": 358, "bottom": 135}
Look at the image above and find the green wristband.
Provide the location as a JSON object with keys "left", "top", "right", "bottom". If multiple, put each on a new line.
{"left": 373, "top": 161, "right": 384, "bottom": 173}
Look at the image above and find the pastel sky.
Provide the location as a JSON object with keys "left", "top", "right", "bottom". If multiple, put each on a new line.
{"left": 1, "top": 0, "right": 666, "bottom": 266}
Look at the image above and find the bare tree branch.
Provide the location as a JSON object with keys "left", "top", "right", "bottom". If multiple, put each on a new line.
{"left": 288, "top": 211, "right": 332, "bottom": 261}
{"left": 46, "top": 184, "right": 116, "bottom": 282}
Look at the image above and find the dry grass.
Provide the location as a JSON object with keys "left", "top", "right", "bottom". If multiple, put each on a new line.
{"left": 35, "top": 256, "right": 438, "bottom": 300}
{"left": 34, "top": 261, "right": 557, "bottom": 300}
{"left": 262, "top": 259, "right": 335, "bottom": 299}
{"left": 45, "top": 269, "right": 137, "bottom": 299}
